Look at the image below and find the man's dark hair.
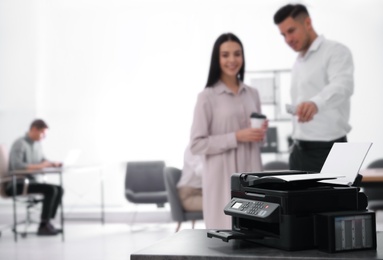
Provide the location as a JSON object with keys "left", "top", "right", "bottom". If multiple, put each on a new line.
{"left": 273, "top": 4, "right": 309, "bottom": 25}
{"left": 30, "top": 119, "right": 49, "bottom": 130}
{"left": 205, "top": 32, "right": 245, "bottom": 88}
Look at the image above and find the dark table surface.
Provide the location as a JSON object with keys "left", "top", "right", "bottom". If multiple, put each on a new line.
{"left": 131, "top": 229, "right": 383, "bottom": 260}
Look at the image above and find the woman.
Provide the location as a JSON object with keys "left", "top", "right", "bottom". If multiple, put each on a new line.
{"left": 190, "top": 33, "right": 267, "bottom": 229}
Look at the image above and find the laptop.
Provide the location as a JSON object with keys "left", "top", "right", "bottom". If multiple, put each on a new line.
{"left": 61, "top": 149, "right": 82, "bottom": 168}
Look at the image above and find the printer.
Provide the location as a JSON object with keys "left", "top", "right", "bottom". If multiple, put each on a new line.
{"left": 208, "top": 143, "right": 377, "bottom": 252}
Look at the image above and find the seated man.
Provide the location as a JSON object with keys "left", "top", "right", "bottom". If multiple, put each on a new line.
{"left": 177, "top": 144, "right": 203, "bottom": 212}
{"left": 5, "top": 119, "right": 63, "bottom": 236}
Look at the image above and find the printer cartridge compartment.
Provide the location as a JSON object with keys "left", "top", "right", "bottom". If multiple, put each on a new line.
{"left": 208, "top": 170, "right": 377, "bottom": 252}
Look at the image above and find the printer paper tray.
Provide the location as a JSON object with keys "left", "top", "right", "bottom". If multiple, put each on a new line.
{"left": 207, "top": 230, "right": 263, "bottom": 242}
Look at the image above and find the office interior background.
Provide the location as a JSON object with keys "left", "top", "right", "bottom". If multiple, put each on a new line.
{"left": 1, "top": 0, "right": 383, "bottom": 213}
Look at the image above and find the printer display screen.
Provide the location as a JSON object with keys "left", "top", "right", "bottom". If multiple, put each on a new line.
{"left": 232, "top": 202, "right": 242, "bottom": 209}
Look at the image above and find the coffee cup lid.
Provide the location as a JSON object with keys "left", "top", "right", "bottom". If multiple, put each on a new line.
{"left": 250, "top": 112, "right": 266, "bottom": 119}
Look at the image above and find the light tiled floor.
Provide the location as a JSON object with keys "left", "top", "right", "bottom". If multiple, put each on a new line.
{"left": 0, "top": 219, "right": 205, "bottom": 260}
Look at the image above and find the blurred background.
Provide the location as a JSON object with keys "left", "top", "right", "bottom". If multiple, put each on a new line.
{"left": 1, "top": 0, "right": 382, "bottom": 212}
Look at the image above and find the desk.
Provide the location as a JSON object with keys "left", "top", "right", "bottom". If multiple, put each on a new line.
{"left": 361, "top": 169, "right": 383, "bottom": 184}
{"left": 62, "top": 164, "right": 105, "bottom": 224}
{"left": 9, "top": 165, "right": 105, "bottom": 241}
{"left": 131, "top": 229, "right": 383, "bottom": 260}
{"left": 360, "top": 169, "right": 383, "bottom": 210}
{"left": 10, "top": 168, "right": 64, "bottom": 242}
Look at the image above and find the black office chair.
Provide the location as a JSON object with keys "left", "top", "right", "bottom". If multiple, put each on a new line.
{"left": 163, "top": 166, "right": 203, "bottom": 232}
{"left": 367, "top": 159, "right": 383, "bottom": 169}
{"left": 124, "top": 161, "right": 168, "bottom": 224}
{"left": 363, "top": 159, "right": 383, "bottom": 211}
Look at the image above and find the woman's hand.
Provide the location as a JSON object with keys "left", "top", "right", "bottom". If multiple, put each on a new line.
{"left": 236, "top": 127, "right": 266, "bottom": 143}
{"left": 237, "top": 119, "right": 268, "bottom": 143}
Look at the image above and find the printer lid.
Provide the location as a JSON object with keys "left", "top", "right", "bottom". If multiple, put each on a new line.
{"left": 319, "top": 142, "right": 372, "bottom": 185}
{"left": 240, "top": 142, "right": 373, "bottom": 188}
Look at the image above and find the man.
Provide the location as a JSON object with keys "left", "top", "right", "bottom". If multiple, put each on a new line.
{"left": 6, "top": 119, "right": 63, "bottom": 236}
{"left": 274, "top": 4, "right": 353, "bottom": 172}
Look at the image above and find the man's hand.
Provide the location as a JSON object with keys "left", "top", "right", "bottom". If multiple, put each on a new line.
{"left": 27, "top": 161, "right": 53, "bottom": 171}
{"left": 51, "top": 162, "right": 63, "bottom": 167}
{"left": 296, "top": 101, "right": 318, "bottom": 123}
{"left": 41, "top": 161, "right": 53, "bottom": 168}
{"left": 33, "top": 161, "right": 62, "bottom": 170}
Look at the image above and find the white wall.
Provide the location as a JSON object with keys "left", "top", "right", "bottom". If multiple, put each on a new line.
{"left": 1, "top": 0, "right": 383, "bottom": 208}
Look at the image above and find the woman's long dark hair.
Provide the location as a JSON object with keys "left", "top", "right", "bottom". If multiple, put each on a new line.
{"left": 205, "top": 33, "right": 245, "bottom": 88}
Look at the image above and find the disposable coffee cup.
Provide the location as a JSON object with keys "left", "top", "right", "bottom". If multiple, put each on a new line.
{"left": 250, "top": 112, "right": 266, "bottom": 128}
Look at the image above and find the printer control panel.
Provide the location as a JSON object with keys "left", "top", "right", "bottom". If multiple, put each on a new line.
{"left": 224, "top": 197, "right": 279, "bottom": 221}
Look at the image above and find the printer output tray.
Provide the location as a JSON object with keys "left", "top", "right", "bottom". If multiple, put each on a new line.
{"left": 207, "top": 230, "right": 263, "bottom": 242}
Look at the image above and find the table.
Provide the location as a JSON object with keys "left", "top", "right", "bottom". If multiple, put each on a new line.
{"left": 361, "top": 169, "right": 383, "bottom": 184}
{"left": 61, "top": 164, "right": 105, "bottom": 224}
{"left": 9, "top": 164, "right": 106, "bottom": 241}
{"left": 10, "top": 167, "right": 65, "bottom": 242}
{"left": 131, "top": 229, "right": 383, "bottom": 260}
{"left": 359, "top": 168, "right": 383, "bottom": 210}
